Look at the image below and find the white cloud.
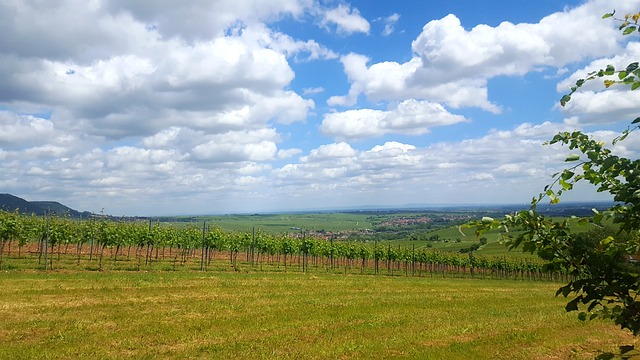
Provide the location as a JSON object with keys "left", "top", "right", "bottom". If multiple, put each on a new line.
{"left": 191, "top": 129, "right": 280, "bottom": 163}
{"left": 231, "top": 23, "right": 339, "bottom": 62}
{"left": 303, "top": 87, "right": 325, "bottom": 95}
{"left": 560, "top": 90, "right": 640, "bottom": 125}
{"left": 321, "top": 109, "right": 387, "bottom": 138}
{"left": 0, "top": 112, "right": 56, "bottom": 148}
{"left": 0, "top": 1, "right": 325, "bottom": 143}
{"left": 320, "top": 4, "right": 370, "bottom": 35}
{"left": 277, "top": 148, "right": 302, "bottom": 159}
{"left": 0, "top": 0, "right": 637, "bottom": 215}
{"left": 330, "top": 0, "right": 636, "bottom": 113}
{"left": 1, "top": 31, "right": 314, "bottom": 140}
{"left": 556, "top": 42, "right": 640, "bottom": 125}
{"left": 370, "top": 141, "right": 415, "bottom": 153}
{"left": 104, "top": 0, "right": 309, "bottom": 42}
{"left": 381, "top": 13, "right": 400, "bottom": 36}
{"left": 321, "top": 99, "right": 468, "bottom": 139}
{"left": 270, "top": 121, "right": 635, "bottom": 208}
{"left": 302, "top": 142, "right": 357, "bottom": 162}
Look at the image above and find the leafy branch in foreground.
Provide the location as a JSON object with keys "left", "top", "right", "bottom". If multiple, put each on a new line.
{"left": 469, "top": 10, "right": 640, "bottom": 336}
{"left": 561, "top": 11, "right": 640, "bottom": 107}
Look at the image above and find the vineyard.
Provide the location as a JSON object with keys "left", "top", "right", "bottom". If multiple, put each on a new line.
{"left": 0, "top": 209, "right": 564, "bottom": 280}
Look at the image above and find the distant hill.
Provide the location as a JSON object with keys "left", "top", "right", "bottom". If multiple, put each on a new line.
{"left": 0, "top": 193, "right": 93, "bottom": 218}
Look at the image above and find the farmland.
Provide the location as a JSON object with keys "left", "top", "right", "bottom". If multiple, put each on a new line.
{"left": 0, "top": 209, "right": 561, "bottom": 278}
{"left": 0, "top": 206, "right": 632, "bottom": 359}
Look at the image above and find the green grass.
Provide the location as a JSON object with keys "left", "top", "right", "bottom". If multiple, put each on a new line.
{"left": 384, "top": 225, "right": 536, "bottom": 258}
{"left": 172, "top": 213, "right": 376, "bottom": 233}
{"left": 0, "top": 270, "right": 636, "bottom": 359}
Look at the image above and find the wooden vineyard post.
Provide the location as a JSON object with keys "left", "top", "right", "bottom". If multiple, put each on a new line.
{"left": 89, "top": 218, "right": 94, "bottom": 262}
{"left": 304, "top": 231, "right": 309, "bottom": 273}
{"left": 387, "top": 244, "right": 391, "bottom": 275}
{"left": 44, "top": 209, "right": 50, "bottom": 271}
{"left": 251, "top": 227, "right": 256, "bottom": 268}
{"left": 412, "top": 244, "right": 415, "bottom": 277}
{"left": 200, "top": 221, "right": 206, "bottom": 271}
{"left": 374, "top": 241, "right": 378, "bottom": 275}
{"left": 330, "top": 236, "right": 334, "bottom": 270}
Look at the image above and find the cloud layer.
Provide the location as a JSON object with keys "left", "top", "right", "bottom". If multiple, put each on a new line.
{"left": 0, "top": 0, "right": 638, "bottom": 215}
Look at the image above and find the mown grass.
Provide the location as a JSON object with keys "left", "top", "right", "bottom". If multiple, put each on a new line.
{"left": 0, "top": 270, "right": 636, "bottom": 359}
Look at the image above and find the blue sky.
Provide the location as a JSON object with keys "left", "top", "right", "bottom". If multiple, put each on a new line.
{"left": 0, "top": 0, "right": 638, "bottom": 215}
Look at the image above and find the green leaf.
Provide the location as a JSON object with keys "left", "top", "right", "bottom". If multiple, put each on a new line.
{"left": 602, "top": 12, "right": 614, "bottom": 19}
{"left": 565, "top": 154, "right": 580, "bottom": 162}
{"left": 632, "top": 82, "right": 640, "bottom": 90}
{"left": 605, "top": 64, "right": 615, "bottom": 75}
{"left": 633, "top": 117, "right": 640, "bottom": 124}
{"left": 595, "top": 353, "right": 615, "bottom": 360}
{"left": 613, "top": 131, "right": 628, "bottom": 144}
{"left": 623, "top": 26, "right": 637, "bottom": 35}
{"left": 561, "top": 170, "right": 575, "bottom": 181}
{"left": 481, "top": 216, "right": 494, "bottom": 223}
{"left": 620, "top": 345, "right": 635, "bottom": 354}
{"left": 618, "top": 71, "right": 628, "bottom": 80}
{"left": 559, "top": 179, "right": 572, "bottom": 190}
{"left": 626, "top": 62, "right": 639, "bottom": 73}
{"left": 601, "top": 156, "right": 618, "bottom": 171}
{"left": 600, "top": 236, "right": 614, "bottom": 246}
{"left": 556, "top": 284, "right": 572, "bottom": 297}
{"left": 560, "top": 94, "right": 571, "bottom": 106}
{"left": 593, "top": 212, "right": 604, "bottom": 225}
{"left": 566, "top": 297, "right": 581, "bottom": 312}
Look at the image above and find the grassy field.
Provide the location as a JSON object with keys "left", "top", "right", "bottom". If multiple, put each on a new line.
{"left": 0, "top": 270, "right": 636, "bottom": 359}
{"left": 169, "top": 212, "right": 376, "bottom": 233}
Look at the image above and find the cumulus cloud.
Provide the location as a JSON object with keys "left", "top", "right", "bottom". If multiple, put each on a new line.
{"left": 556, "top": 42, "right": 640, "bottom": 125}
{"left": 277, "top": 148, "right": 302, "bottom": 159}
{"left": 0, "top": 27, "right": 316, "bottom": 141}
{"left": 272, "top": 121, "right": 634, "bottom": 208}
{"left": 0, "top": 112, "right": 56, "bottom": 148}
{"left": 302, "top": 142, "right": 357, "bottom": 162}
{"left": 320, "top": 4, "right": 370, "bottom": 35}
{"left": 1, "top": 0, "right": 637, "bottom": 215}
{"left": 104, "top": 0, "right": 308, "bottom": 42}
{"left": 0, "top": 0, "right": 337, "bottom": 212}
{"left": 321, "top": 99, "right": 468, "bottom": 139}
{"left": 330, "top": 0, "right": 636, "bottom": 113}
{"left": 191, "top": 129, "right": 280, "bottom": 163}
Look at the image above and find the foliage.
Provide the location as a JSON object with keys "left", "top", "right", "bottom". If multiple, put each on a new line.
{"left": 561, "top": 11, "right": 640, "bottom": 108}
{"left": 470, "top": 11, "right": 640, "bottom": 336}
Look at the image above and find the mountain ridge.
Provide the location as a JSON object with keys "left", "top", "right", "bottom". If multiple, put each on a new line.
{"left": 0, "top": 193, "right": 92, "bottom": 218}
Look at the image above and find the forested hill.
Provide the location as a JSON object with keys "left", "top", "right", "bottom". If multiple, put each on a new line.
{"left": 0, "top": 193, "right": 92, "bottom": 218}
